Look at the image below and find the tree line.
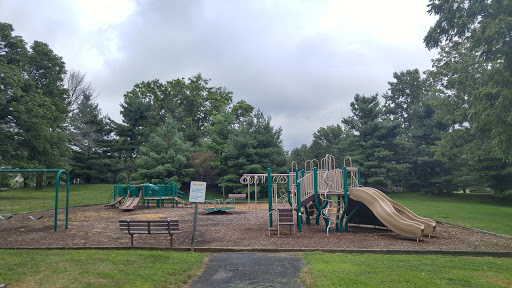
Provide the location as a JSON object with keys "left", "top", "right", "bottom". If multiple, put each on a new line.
{"left": 1, "top": 1, "right": 511, "bottom": 198}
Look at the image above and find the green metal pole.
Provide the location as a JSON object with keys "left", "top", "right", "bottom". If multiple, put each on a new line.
{"left": 65, "top": 172, "right": 69, "bottom": 230}
{"left": 142, "top": 184, "right": 145, "bottom": 210}
{"left": 357, "top": 166, "right": 361, "bottom": 186}
{"left": 55, "top": 169, "right": 70, "bottom": 232}
{"left": 286, "top": 170, "right": 292, "bottom": 207}
{"left": 343, "top": 166, "right": 349, "bottom": 232}
{"left": 268, "top": 168, "right": 272, "bottom": 227}
{"left": 297, "top": 182, "right": 302, "bottom": 232}
{"left": 114, "top": 179, "right": 118, "bottom": 199}
{"left": 54, "top": 172, "right": 59, "bottom": 232}
{"left": 313, "top": 167, "right": 321, "bottom": 225}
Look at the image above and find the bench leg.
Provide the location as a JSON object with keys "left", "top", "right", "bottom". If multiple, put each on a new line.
{"left": 169, "top": 235, "right": 173, "bottom": 247}
{"left": 131, "top": 234, "right": 134, "bottom": 246}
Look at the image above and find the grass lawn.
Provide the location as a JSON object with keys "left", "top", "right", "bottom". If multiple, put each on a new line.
{"left": 0, "top": 249, "right": 206, "bottom": 288}
{"left": 0, "top": 184, "right": 113, "bottom": 214}
{"left": 302, "top": 253, "right": 512, "bottom": 288}
{"left": 387, "top": 193, "right": 512, "bottom": 236}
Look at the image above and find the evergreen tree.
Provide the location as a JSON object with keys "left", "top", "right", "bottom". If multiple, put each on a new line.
{"left": 222, "top": 110, "right": 286, "bottom": 195}
{"left": 383, "top": 69, "right": 449, "bottom": 193}
{"left": 203, "top": 100, "right": 255, "bottom": 184}
{"left": 134, "top": 117, "right": 192, "bottom": 184}
{"left": 68, "top": 92, "right": 119, "bottom": 183}
{"left": 342, "top": 94, "right": 409, "bottom": 190}
{"left": 116, "top": 88, "right": 153, "bottom": 180}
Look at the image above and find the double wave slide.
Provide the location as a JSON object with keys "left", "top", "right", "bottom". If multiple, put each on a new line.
{"left": 348, "top": 187, "right": 437, "bottom": 239}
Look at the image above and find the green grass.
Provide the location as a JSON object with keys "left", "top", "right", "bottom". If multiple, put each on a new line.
{"left": 0, "top": 184, "right": 113, "bottom": 214}
{"left": 0, "top": 249, "right": 206, "bottom": 288}
{"left": 302, "top": 253, "right": 512, "bottom": 288}
{"left": 387, "top": 193, "right": 512, "bottom": 236}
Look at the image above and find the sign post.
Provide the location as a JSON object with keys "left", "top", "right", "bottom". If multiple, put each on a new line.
{"left": 189, "top": 181, "right": 206, "bottom": 252}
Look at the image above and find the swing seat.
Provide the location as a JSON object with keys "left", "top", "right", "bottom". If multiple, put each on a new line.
{"left": 28, "top": 215, "right": 43, "bottom": 220}
{"left": 0, "top": 215, "right": 13, "bottom": 220}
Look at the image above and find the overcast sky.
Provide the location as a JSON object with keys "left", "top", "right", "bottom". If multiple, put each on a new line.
{"left": 1, "top": 0, "right": 438, "bottom": 151}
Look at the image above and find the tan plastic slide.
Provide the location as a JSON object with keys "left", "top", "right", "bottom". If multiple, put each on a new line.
{"left": 363, "top": 187, "right": 437, "bottom": 235}
{"left": 348, "top": 187, "right": 435, "bottom": 238}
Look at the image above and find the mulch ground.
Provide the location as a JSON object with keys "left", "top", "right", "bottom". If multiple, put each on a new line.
{"left": 1, "top": 203, "right": 511, "bottom": 252}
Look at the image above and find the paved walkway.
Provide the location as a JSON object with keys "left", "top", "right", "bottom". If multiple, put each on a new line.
{"left": 189, "top": 253, "right": 304, "bottom": 288}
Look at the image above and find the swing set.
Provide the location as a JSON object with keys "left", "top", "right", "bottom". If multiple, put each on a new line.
{"left": 0, "top": 169, "right": 70, "bottom": 231}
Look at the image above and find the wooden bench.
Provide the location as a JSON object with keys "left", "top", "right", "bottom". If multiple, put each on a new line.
{"left": 119, "top": 219, "right": 182, "bottom": 247}
{"left": 228, "top": 194, "right": 247, "bottom": 200}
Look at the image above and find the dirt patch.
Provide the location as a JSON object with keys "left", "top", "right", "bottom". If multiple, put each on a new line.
{"left": 0, "top": 204, "right": 511, "bottom": 251}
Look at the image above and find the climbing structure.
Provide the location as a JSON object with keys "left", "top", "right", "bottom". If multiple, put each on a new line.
{"left": 240, "top": 154, "right": 437, "bottom": 240}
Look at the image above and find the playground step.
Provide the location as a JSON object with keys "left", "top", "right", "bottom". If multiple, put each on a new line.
{"left": 276, "top": 207, "right": 293, "bottom": 211}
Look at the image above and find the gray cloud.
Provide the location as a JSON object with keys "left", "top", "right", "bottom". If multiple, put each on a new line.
{"left": 0, "top": 0, "right": 437, "bottom": 150}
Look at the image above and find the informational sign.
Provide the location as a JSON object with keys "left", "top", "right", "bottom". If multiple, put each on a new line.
{"left": 189, "top": 181, "right": 206, "bottom": 203}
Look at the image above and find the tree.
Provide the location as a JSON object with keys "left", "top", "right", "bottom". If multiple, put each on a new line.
{"left": 68, "top": 91, "right": 119, "bottom": 183}
{"left": 120, "top": 74, "right": 234, "bottom": 145}
{"left": 342, "top": 94, "right": 409, "bottom": 190}
{"left": 425, "top": 40, "right": 512, "bottom": 195}
{"left": 424, "top": 0, "right": 512, "bottom": 159}
{"left": 288, "top": 144, "right": 310, "bottom": 170}
{"left": 424, "top": 0, "right": 512, "bottom": 70}
{"left": 116, "top": 87, "right": 154, "bottom": 180}
{"left": 202, "top": 100, "right": 255, "bottom": 184}
{"left": 0, "top": 22, "right": 70, "bottom": 177}
{"left": 0, "top": 22, "right": 29, "bottom": 166}
{"left": 308, "top": 124, "right": 356, "bottom": 163}
{"left": 65, "top": 69, "right": 96, "bottom": 113}
{"left": 383, "top": 69, "right": 449, "bottom": 193}
{"left": 116, "top": 74, "right": 235, "bottom": 179}
{"left": 222, "top": 110, "right": 287, "bottom": 195}
{"left": 134, "top": 117, "right": 192, "bottom": 184}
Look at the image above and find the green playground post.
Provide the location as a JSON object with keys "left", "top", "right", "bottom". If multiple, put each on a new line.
{"left": 55, "top": 169, "right": 70, "bottom": 231}
{"left": 341, "top": 166, "right": 349, "bottom": 232}
{"left": 297, "top": 182, "right": 302, "bottom": 232}
{"left": 114, "top": 179, "right": 118, "bottom": 199}
{"left": 357, "top": 166, "right": 361, "bottom": 186}
{"left": 172, "top": 180, "right": 176, "bottom": 208}
{"left": 268, "top": 168, "right": 272, "bottom": 228}
{"left": 286, "top": 170, "right": 293, "bottom": 207}
{"left": 141, "top": 184, "right": 146, "bottom": 210}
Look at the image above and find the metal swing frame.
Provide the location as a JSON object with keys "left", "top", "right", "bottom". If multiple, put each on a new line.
{"left": 0, "top": 169, "right": 70, "bottom": 231}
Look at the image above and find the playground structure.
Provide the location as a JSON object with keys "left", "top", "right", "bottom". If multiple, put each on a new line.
{"left": 0, "top": 169, "right": 70, "bottom": 232}
{"left": 240, "top": 155, "right": 437, "bottom": 240}
{"left": 108, "top": 180, "right": 189, "bottom": 211}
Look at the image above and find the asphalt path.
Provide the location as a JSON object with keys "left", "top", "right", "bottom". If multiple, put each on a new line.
{"left": 189, "top": 253, "right": 304, "bottom": 288}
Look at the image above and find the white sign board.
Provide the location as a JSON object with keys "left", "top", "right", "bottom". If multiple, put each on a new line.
{"left": 189, "top": 181, "right": 206, "bottom": 203}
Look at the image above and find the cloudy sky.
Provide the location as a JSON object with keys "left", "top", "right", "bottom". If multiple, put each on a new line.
{"left": 1, "top": 0, "right": 438, "bottom": 151}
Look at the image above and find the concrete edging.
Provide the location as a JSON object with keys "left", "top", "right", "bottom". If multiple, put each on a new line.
{"left": 1, "top": 246, "right": 511, "bottom": 257}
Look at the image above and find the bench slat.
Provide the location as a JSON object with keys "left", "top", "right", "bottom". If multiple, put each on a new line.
{"left": 119, "top": 219, "right": 178, "bottom": 224}
{"left": 119, "top": 223, "right": 179, "bottom": 227}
